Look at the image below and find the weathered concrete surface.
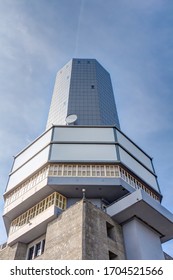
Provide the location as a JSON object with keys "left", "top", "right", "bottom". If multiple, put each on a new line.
{"left": 0, "top": 242, "right": 27, "bottom": 260}
{"left": 43, "top": 200, "right": 83, "bottom": 259}
{"left": 82, "top": 200, "right": 125, "bottom": 259}
{"left": 44, "top": 199, "right": 125, "bottom": 260}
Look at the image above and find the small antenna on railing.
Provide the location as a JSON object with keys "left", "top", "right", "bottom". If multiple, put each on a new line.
{"left": 82, "top": 188, "right": 86, "bottom": 199}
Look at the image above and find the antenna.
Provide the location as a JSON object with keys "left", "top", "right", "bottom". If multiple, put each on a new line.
{"left": 82, "top": 188, "right": 86, "bottom": 199}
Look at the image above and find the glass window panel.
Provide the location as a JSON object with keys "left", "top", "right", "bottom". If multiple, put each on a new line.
{"left": 28, "top": 246, "right": 34, "bottom": 260}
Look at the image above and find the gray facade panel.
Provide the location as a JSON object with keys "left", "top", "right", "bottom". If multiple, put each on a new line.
{"left": 46, "top": 59, "right": 120, "bottom": 129}
{"left": 123, "top": 218, "right": 165, "bottom": 260}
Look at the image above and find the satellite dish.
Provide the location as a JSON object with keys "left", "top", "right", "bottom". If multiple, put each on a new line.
{"left": 65, "top": 114, "right": 77, "bottom": 125}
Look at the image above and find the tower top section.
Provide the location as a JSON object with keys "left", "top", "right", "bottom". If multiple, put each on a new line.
{"left": 46, "top": 58, "right": 120, "bottom": 129}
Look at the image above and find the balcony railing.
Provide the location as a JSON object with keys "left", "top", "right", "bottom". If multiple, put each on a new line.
{"left": 9, "top": 192, "right": 66, "bottom": 234}
{"left": 5, "top": 165, "right": 49, "bottom": 207}
{"left": 5, "top": 164, "right": 160, "bottom": 208}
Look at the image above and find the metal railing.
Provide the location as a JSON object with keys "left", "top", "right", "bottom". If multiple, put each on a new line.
{"left": 5, "top": 165, "right": 49, "bottom": 207}
{"left": 5, "top": 164, "right": 160, "bottom": 208}
{"left": 9, "top": 192, "right": 67, "bottom": 234}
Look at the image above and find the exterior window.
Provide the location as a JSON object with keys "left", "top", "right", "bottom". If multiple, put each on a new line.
{"left": 35, "top": 242, "right": 41, "bottom": 257}
{"left": 27, "top": 239, "right": 45, "bottom": 260}
{"left": 91, "top": 85, "right": 95, "bottom": 89}
{"left": 28, "top": 246, "right": 34, "bottom": 260}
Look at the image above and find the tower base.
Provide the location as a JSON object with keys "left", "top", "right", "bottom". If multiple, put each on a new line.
{"left": 0, "top": 200, "right": 125, "bottom": 260}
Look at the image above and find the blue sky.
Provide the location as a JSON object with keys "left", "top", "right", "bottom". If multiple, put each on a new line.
{"left": 0, "top": 0, "right": 173, "bottom": 256}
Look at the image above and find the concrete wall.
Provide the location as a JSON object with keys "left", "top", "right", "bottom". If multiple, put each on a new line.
{"left": 0, "top": 242, "right": 27, "bottom": 260}
{"left": 44, "top": 199, "right": 125, "bottom": 260}
{"left": 83, "top": 200, "right": 125, "bottom": 259}
{"left": 0, "top": 200, "right": 125, "bottom": 260}
{"left": 43, "top": 200, "right": 83, "bottom": 259}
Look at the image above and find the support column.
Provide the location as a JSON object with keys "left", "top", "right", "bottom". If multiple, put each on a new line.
{"left": 122, "top": 217, "right": 164, "bottom": 260}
